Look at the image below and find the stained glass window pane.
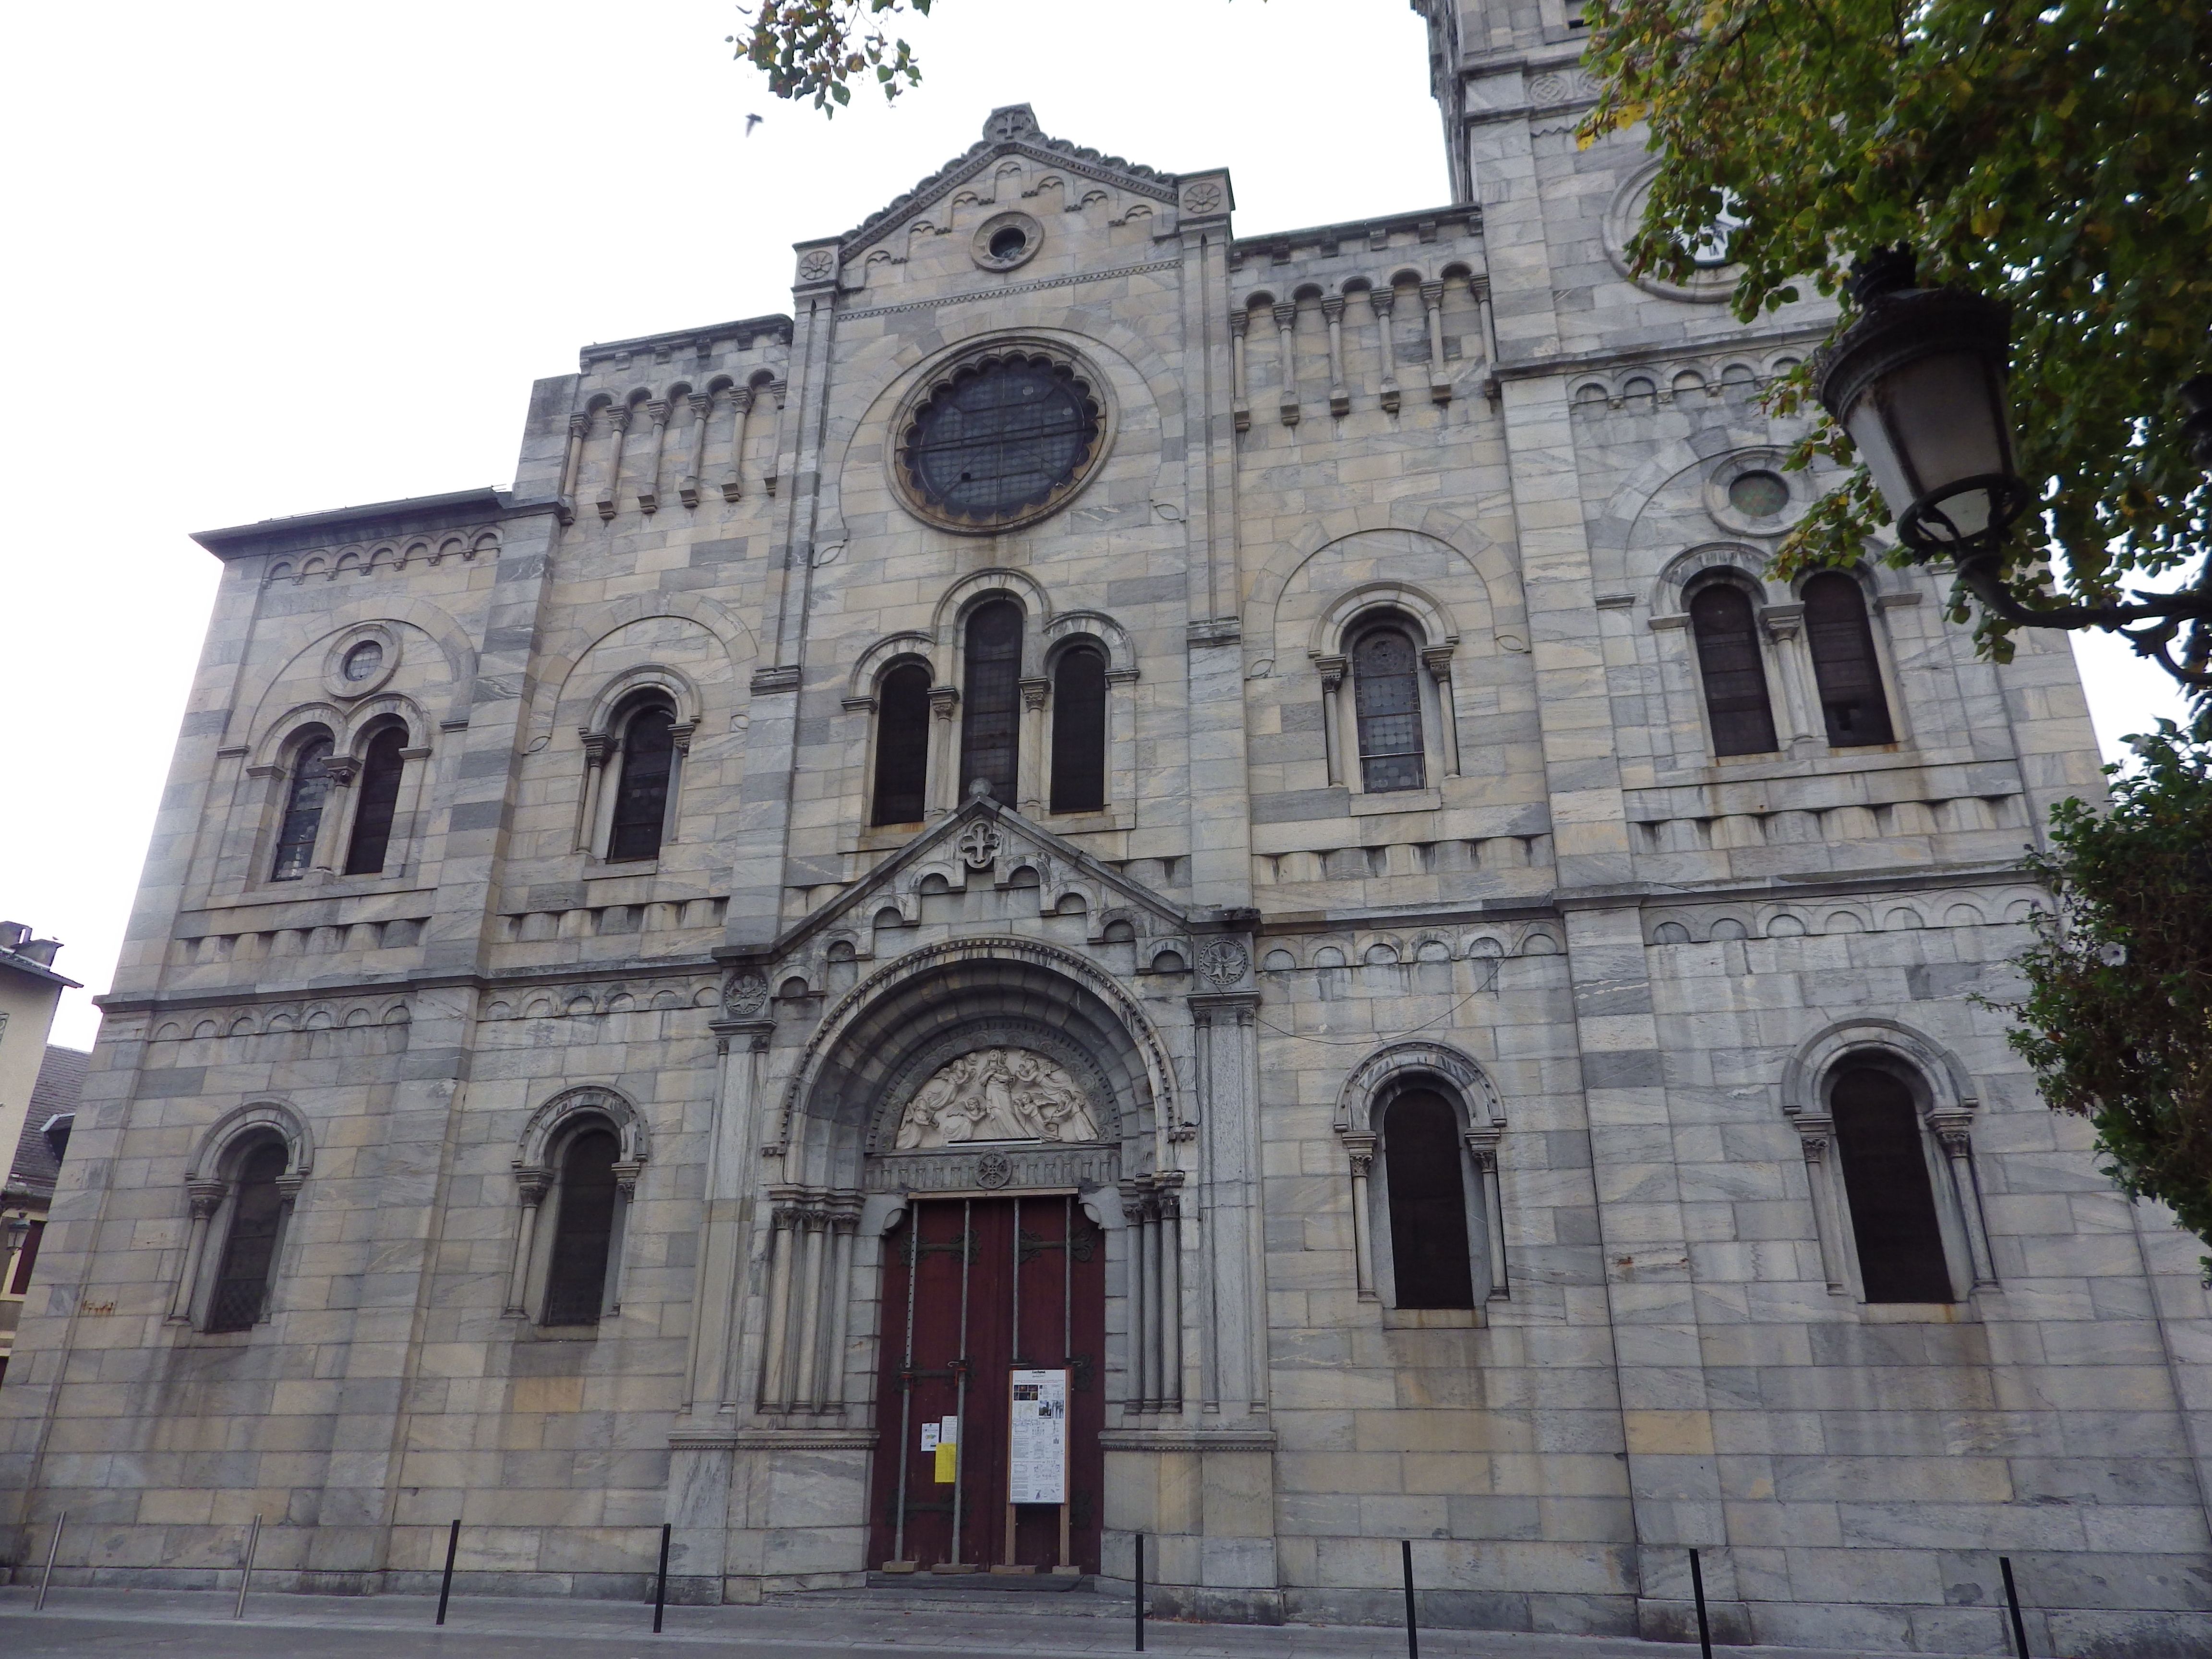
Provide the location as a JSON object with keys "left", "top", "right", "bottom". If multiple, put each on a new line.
{"left": 208, "top": 1141, "right": 289, "bottom": 1333}
{"left": 959, "top": 601, "right": 1023, "bottom": 805}
{"left": 343, "top": 727, "right": 408, "bottom": 876}
{"left": 1354, "top": 629, "right": 1426, "bottom": 793}
{"left": 271, "top": 734, "right": 335, "bottom": 881}
{"left": 608, "top": 705, "right": 675, "bottom": 861}
{"left": 903, "top": 358, "right": 1099, "bottom": 524}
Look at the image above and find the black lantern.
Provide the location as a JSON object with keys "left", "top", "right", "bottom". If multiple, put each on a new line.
{"left": 1815, "top": 249, "right": 2030, "bottom": 559}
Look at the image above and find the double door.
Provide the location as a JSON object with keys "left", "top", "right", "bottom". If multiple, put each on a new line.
{"left": 869, "top": 1194, "right": 1105, "bottom": 1573}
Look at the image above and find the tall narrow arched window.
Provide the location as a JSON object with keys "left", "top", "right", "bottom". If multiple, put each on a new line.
{"left": 342, "top": 726, "right": 408, "bottom": 876}
{"left": 543, "top": 1127, "right": 620, "bottom": 1325}
{"left": 1803, "top": 573, "right": 1895, "bottom": 746}
{"left": 1050, "top": 643, "right": 1107, "bottom": 814}
{"left": 1689, "top": 584, "right": 1779, "bottom": 756}
{"left": 872, "top": 662, "right": 932, "bottom": 826}
{"left": 1830, "top": 1066, "right": 1952, "bottom": 1302}
{"left": 1381, "top": 1090, "right": 1475, "bottom": 1309}
{"left": 1353, "top": 625, "right": 1426, "bottom": 792}
{"left": 959, "top": 599, "right": 1023, "bottom": 805}
{"left": 270, "top": 731, "right": 336, "bottom": 881}
{"left": 607, "top": 701, "right": 676, "bottom": 861}
{"left": 207, "top": 1141, "right": 289, "bottom": 1332}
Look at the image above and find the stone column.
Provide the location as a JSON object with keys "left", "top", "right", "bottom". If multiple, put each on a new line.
{"left": 306, "top": 754, "right": 359, "bottom": 877}
{"left": 760, "top": 379, "right": 789, "bottom": 499}
{"left": 1313, "top": 655, "right": 1347, "bottom": 786}
{"left": 1155, "top": 1173, "right": 1185, "bottom": 1410}
{"left": 1758, "top": 603, "right": 1824, "bottom": 751}
{"left": 1420, "top": 280, "right": 1451, "bottom": 403}
{"left": 1794, "top": 1120, "right": 1849, "bottom": 1292}
{"left": 1190, "top": 987, "right": 1266, "bottom": 1417}
{"left": 757, "top": 1188, "right": 804, "bottom": 1410}
{"left": 595, "top": 402, "right": 631, "bottom": 520}
{"left": 1018, "top": 676, "right": 1050, "bottom": 816}
{"left": 1343, "top": 1135, "right": 1377, "bottom": 1299}
{"left": 168, "top": 1180, "right": 227, "bottom": 1323}
{"left": 1321, "top": 294, "right": 1349, "bottom": 416}
{"left": 1465, "top": 1126, "right": 1508, "bottom": 1300}
{"left": 1421, "top": 643, "right": 1462, "bottom": 777}
{"left": 1932, "top": 1116, "right": 2000, "bottom": 1289}
{"left": 686, "top": 1014, "right": 772, "bottom": 1411}
{"left": 1228, "top": 308, "right": 1250, "bottom": 432}
{"left": 637, "top": 398, "right": 670, "bottom": 513}
{"left": 1120, "top": 1178, "right": 1155, "bottom": 1412}
{"left": 556, "top": 411, "right": 589, "bottom": 524}
{"left": 1370, "top": 286, "right": 1401, "bottom": 412}
{"left": 721, "top": 385, "right": 754, "bottom": 502}
{"left": 503, "top": 1166, "right": 551, "bottom": 1317}
{"left": 1271, "top": 301, "right": 1299, "bottom": 426}
{"left": 817, "top": 1196, "right": 863, "bottom": 1412}
{"left": 680, "top": 392, "right": 712, "bottom": 507}
{"left": 574, "top": 731, "right": 610, "bottom": 854}
{"left": 926, "top": 685, "right": 961, "bottom": 817}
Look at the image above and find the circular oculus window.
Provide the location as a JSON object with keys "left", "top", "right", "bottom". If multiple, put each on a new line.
{"left": 896, "top": 349, "right": 1105, "bottom": 533}
{"left": 341, "top": 640, "right": 385, "bottom": 682}
{"left": 1728, "top": 470, "right": 1790, "bottom": 518}
{"left": 972, "top": 211, "right": 1043, "bottom": 273}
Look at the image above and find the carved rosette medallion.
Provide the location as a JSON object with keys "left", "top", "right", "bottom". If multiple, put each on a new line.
{"left": 724, "top": 971, "right": 769, "bottom": 1015}
{"left": 796, "top": 248, "right": 838, "bottom": 284}
{"left": 957, "top": 822, "right": 1002, "bottom": 870}
{"left": 1199, "top": 939, "right": 1250, "bottom": 989}
{"left": 1182, "top": 181, "right": 1224, "bottom": 216}
{"left": 975, "top": 1151, "right": 1013, "bottom": 1189}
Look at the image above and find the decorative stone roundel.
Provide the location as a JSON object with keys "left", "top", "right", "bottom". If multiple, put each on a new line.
{"left": 958, "top": 822, "right": 1003, "bottom": 869}
{"left": 1199, "top": 939, "right": 1250, "bottom": 989}
{"left": 724, "top": 970, "right": 769, "bottom": 1015}
{"left": 892, "top": 1047, "right": 1103, "bottom": 1150}
{"left": 975, "top": 1151, "right": 1014, "bottom": 1189}
{"left": 1182, "top": 181, "right": 1224, "bottom": 216}
{"left": 893, "top": 343, "right": 1108, "bottom": 534}
{"left": 796, "top": 247, "right": 838, "bottom": 284}
{"left": 971, "top": 210, "right": 1043, "bottom": 273}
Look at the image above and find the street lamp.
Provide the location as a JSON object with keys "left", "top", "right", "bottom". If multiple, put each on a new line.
{"left": 1815, "top": 246, "right": 2031, "bottom": 559}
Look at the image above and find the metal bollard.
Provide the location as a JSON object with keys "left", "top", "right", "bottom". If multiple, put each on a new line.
{"left": 436, "top": 1518, "right": 460, "bottom": 1626}
{"left": 1689, "top": 1549, "right": 1713, "bottom": 1659}
{"left": 234, "top": 1514, "right": 262, "bottom": 1620}
{"left": 653, "top": 1521, "right": 671, "bottom": 1634}
{"left": 2000, "top": 1557, "right": 2031, "bottom": 1659}
{"left": 1401, "top": 1539, "right": 1419, "bottom": 1659}
{"left": 1134, "top": 1533, "right": 1145, "bottom": 1652}
{"left": 35, "top": 1510, "right": 65, "bottom": 1611}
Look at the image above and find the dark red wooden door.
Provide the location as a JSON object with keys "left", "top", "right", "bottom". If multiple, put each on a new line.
{"left": 870, "top": 1195, "right": 1105, "bottom": 1572}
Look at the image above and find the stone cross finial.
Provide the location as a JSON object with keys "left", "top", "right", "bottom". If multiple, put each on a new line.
{"left": 983, "top": 104, "right": 1040, "bottom": 142}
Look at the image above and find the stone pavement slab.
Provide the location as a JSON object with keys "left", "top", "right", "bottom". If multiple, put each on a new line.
{"left": 0, "top": 1585, "right": 1901, "bottom": 1659}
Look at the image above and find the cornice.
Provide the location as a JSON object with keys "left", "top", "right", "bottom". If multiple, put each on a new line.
{"left": 1492, "top": 323, "right": 1834, "bottom": 384}
{"left": 191, "top": 490, "right": 561, "bottom": 562}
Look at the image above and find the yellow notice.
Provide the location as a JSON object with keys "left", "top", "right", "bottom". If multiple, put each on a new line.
{"left": 933, "top": 1438, "right": 958, "bottom": 1483}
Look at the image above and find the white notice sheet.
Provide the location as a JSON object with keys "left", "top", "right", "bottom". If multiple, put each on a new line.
{"left": 1006, "top": 1369, "right": 1068, "bottom": 1504}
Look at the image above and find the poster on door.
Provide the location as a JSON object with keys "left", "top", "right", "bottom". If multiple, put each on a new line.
{"left": 1006, "top": 1369, "right": 1068, "bottom": 1504}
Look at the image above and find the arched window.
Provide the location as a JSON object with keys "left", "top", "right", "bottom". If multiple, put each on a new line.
{"left": 1049, "top": 643, "right": 1107, "bottom": 814}
{"left": 872, "top": 662, "right": 932, "bottom": 826}
{"left": 1352, "top": 625, "right": 1426, "bottom": 793}
{"left": 342, "top": 726, "right": 408, "bottom": 876}
{"left": 543, "top": 1127, "right": 621, "bottom": 1325}
{"left": 959, "top": 599, "right": 1023, "bottom": 805}
{"left": 270, "top": 731, "right": 335, "bottom": 881}
{"left": 1380, "top": 1090, "right": 1476, "bottom": 1309}
{"left": 1803, "top": 573, "right": 1895, "bottom": 746}
{"left": 1830, "top": 1066, "right": 1952, "bottom": 1302}
{"left": 607, "top": 701, "right": 676, "bottom": 861}
{"left": 1689, "top": 584, "right": 1779, "bottom": 756}
{"left": 207, "top": 1140, "right": 290, "bottom": 1333}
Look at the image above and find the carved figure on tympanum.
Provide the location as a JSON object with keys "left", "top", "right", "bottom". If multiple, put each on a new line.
{"left": 892, "top": 1046, "right": 1102, "bottom": 1149}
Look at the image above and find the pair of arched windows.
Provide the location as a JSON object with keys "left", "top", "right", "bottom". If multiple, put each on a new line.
{"left": 1688, "top": 572, "right": 1894, "bottom": 758}
{"left": 868, "top": 601, "right": 1109, "bottom": 825}
{"left": 270, "top": 725, "right": 409, "bottom": 882}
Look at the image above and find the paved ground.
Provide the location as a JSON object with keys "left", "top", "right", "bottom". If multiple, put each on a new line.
{"left": 0, "top": 1583, "right": 1893, "bottom": 1659}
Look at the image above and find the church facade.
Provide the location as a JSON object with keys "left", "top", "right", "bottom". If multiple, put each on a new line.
{"left": 5, "top": 3, "right": 2207, "bottom": 1651}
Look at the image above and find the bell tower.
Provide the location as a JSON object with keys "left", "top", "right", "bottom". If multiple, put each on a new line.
{"left": 1413, "top": 0, "right": 1596, "bottom": 204}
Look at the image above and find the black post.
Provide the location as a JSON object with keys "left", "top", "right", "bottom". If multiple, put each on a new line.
{"left": 1134, "top": 1533, "right": 1145, "bottom": 1652}
{"left": 436, "top": 1519, "right": 460, "bottom": 1626}
{"left": 1689, "top": 1549, "right": 1713, "bottom": 1659}
{"left": 2000, "top": 1557, "right": 2030, "bottom": 1659}
{"left": 653, "top": 1522, "right": 671, "bottom": 1634}
{"left": 1402, "top": 1539, "right": 1419, "bottom": 1659}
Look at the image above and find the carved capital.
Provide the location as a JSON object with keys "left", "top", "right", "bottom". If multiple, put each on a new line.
{"left": 605, "top": 405, "right": 632, "bottom": 433}
{"left": 1229, "top": 309, "right": 1250, "bottom": 338}
{"left": 1368, "top": 288, "right": 1395, "bottom": 319}
{"left": 513, "top": 1164, "right": 553, "bottom": 1206}
{"left": 611, "top": 1159, "right": 643, "bottom": 1199}
{"left": 1758, "top": 602, "right": 1805, "bottom": 642}
{"left": 568, "top": 412, "right": 591, "bottom": 439}
{"left": 1342, "top": 1131, "right": 1377, "bottom": 1179}
{"left": 645, "top": 399, "right": 670, "bottom": 429}
{"left": 1313, "top": 652, "right": 1347, "bottom": 694}
{"left": 1272, "top": 301, "right": 1298, "bottom": 331}
{"left": 320, "top": 756, "right": 361, "bottom": 788}
{"left": 186, "top": 1179, "right": 229, "bottom": 1220}
{"left": 579, "top": 729, "right": 611, "bottom": 768}
{"left": 669, "top": 718, "right": 697, "bottom": 755}
{"left": 1321, "top": 295, "right": 1346, "bottom": 323}
{"left": 928, "top": 684, "right": 961, "bottom": 720}
{"left": 687, "top": 392, "right": 712, "bottom": 418}
{"left": 1419, "top": 642, "right": 1456, "bottom": 681}
{"left": 1419, "top": 280, "right": 1444, "bottom": 308}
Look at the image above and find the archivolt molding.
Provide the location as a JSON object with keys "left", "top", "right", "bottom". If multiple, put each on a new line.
{"left": 581, "top": 664, "right": 703, "bottom": 736}
{"left": 845, "top": 631, "right": 939, "bottom": 703}
{"left": 184, "top": 1099, "right": 315, "bottom": 1184}
{"left": 1334, "top": 1040, "right": 1504, "bottom": 1138}
{"left": 516, "top": 1083, "right": 652, "bottom": 1171}
{"left": 530, "top": 593, "right": 759, "bottom": 747}
{"left": 241, "top": 605, "right": 476, "bottom": 741}
{"left": 930, "top": 566, "right": 1056, "bottom": 641}
{"left": 1044, "top": 610, "right": 1137, "bottom": 678}
{"left": 773, "top": 935, "right": 1181, "bottom": 1156}
{"left": 1306, "top": 580, "right": 1461, "bottom": 661}
{"left": 1245, "top": 510, "right": 1523, "bottom": 665}
{"left": 1649, "top": 542, "right": 1780, "bottom": 616}
{"left": 1782, "top": 1019, "right": 1979, "bottom": 1124}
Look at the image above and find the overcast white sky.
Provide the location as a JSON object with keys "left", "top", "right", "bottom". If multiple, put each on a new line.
{"left": 0, "top": 0, "right": 2188, "bottom": 1049}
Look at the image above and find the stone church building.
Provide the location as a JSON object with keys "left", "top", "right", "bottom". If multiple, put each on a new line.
{"left": 5, "top": 2, "right": 2207, "bottom": 1651}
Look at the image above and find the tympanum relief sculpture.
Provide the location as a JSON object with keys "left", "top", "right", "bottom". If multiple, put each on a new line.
{"left": 893, "top": 1048, "right": 1102, "bottom": 1148}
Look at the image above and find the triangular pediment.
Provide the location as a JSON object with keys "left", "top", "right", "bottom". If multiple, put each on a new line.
{"left": 837, "top": 103, "right": 1179, "bottom": 259}
{"left": 755, "top": 794, "right": 1204, "bottom": 984}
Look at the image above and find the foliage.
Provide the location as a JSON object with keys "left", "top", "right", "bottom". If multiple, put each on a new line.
{"left": 1997, "top": 728, "right": 2212, "bottom": 1259}
{"left": 731, "top": 0, "right": 931, "bottom": 110}
{"left": 1578, "top": 0, "right": 2212, "bottom": 671}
